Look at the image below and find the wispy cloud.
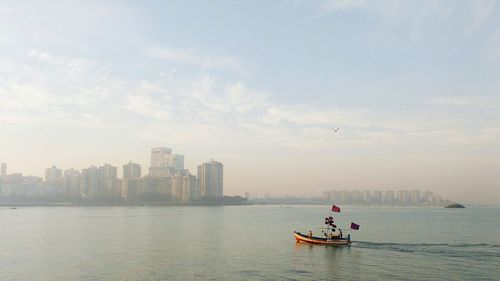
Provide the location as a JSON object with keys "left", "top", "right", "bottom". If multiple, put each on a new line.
{"left": 0, "top": 5, "right": 15, "bottom": 14}
{"left": 322, "top": 0, "right": 367, "bottom": 12}
{"left": 426, "top": 96, "right": 493, "bottom": 107}
{"left": 145, "top": 46, "right": 246, "bottom": 75}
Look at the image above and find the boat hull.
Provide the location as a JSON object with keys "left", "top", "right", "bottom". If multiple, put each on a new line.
{"left": 294, "top": 231, "right": 351, "bottom": 246}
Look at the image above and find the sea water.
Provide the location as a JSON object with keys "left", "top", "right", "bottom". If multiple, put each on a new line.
{"left": 0, "top": 205, "right": 498, "bottom": 280}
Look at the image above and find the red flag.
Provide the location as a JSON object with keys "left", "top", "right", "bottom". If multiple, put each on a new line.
{"left": 331, "top": 205, "right": 341, "bottom": 212}
{"left": 350, "top": 222, "right": 360, "bottom": 230}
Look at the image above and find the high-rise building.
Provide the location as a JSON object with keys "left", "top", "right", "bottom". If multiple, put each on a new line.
{"left": 149, "top": 166, "right": 177, "bottom": 177}
{"left": 45, "top": 166, "right": 62, "bottom": 182}
{"left": 372, "top": 190, "right": 383, "bottom": 203}
{"left": 183, "top": 174, "right": 198, "bottom": 201}
{"left": 422, "top": 191, "right": 434, "bottom": 203}
{"left": 362, "top": 190, "right": 372, "bottom": 203}
{"left": 149, "top": 147, "right": 175, "bottom": 177}
{"left": 198, "top": 159, "right": 223, "bottom": 198}
{"left": 63, "top": 169, "right": 81, "bottom": 198}
{"left": 99, "top": 164, "right": 117, "bottom": 194}
{"left": 172, "top": 154, "right": 184, "bottom": 170}
{"left": 150, "top": 147, "right": 172, "bottom": 167}
{"left": 171, "top": 173, "right": 198, "bottom": 201}
{"left": 123, "top": 161, "right": 141, "bottom": 179}
{"left": 397, "top": 190, "right": 409, "bottom": 204}
{"left": 384, "top": 190, "right": 395, "bottom": 204}
{"left": 122, "top": 178, "right": 144, "bottom": 199}
{"left": 142, "top": 176, "right": 172, "bottom": 199}
{"left": 81, "top": 166, "right": 100, "bottom": 198}
{"left": 409, "top": 190, "right": 421, "bottom": 203}
{"left": 1, "top": 163, "right": 6, "bottom": 177}
{"left": 171, "top": 175, "right": 183, "bottom": 201}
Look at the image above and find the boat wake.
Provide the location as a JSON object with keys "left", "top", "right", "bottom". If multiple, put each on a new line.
{"left": 354, "top": 241, "right": 500, "bottom": 260}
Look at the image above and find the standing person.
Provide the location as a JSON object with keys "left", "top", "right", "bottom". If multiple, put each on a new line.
{"left": 308, "top": 230, "right": 313, "bottom": 238}
{"left": 339, "top": 229, "right": 343, "bottom": 239}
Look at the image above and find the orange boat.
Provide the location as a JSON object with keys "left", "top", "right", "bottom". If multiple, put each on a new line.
{"left": 293, "top": 231, "right": 351, "bottom": 246}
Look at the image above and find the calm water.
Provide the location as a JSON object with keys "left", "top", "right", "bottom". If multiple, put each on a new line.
{"left": 0, "top": 205, "right": 499, "bottom": 280}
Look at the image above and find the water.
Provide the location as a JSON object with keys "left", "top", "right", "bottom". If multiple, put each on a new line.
{"left": 0, "top": 205, "right": 499, "bottom": 280}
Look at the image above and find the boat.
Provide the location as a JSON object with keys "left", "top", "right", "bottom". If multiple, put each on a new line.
{"left": 293, "top": 204, "right": 359, "bottom": 246}
{"left": 294, "top": 231, "right": 351, "bottom": 246}
{"left": 445, "top": 203, "right": 465, "bottom": 208}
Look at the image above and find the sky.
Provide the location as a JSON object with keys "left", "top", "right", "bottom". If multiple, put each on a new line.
{"left": 1, "top": 0, "right": 499, "bottom": 204}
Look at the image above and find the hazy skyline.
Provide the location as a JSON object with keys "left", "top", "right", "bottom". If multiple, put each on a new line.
{"left": 1, "top": 1, "right": 499, "bottom": 204}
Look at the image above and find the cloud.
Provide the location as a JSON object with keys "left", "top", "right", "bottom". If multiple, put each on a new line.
{"left": 2, "top": 48, "right": 498, "bottom": 153}
{"left": 0, "top": 6, "right": 14, "bottom": 14}
{"left": 426, "top": 97, "right": 493, "bottom": 107}
{"left": 322, "top": 0, "right": 367, "bottom": 12}
{"left": 145, "top": 46, "right": 247, "bottom": 75}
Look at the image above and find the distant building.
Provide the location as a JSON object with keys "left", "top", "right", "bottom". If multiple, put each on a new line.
{"left": 63, "top": 169, "right": 81, "bottom": 198}
{"left": 81, "top": 166, "right": 100, "bottom": 198}
{"left": 123, "top": 161, "right": 141, "bottom": 179}
{"left": 99, "top": 164, "right": 117, "bottom": 194}
{"left": 408, "top": 190, "right": 421, "bottom": 203}
{"left": 149, "top": 147, "right": 177, "bottom": 177}
{"left": 1, "top": 174, "right": 42, "bottom": 197}
{"left": 1, "top": 163, "right": 6, "bottom": 177}
{"left": 149, "top": 166, "right": 176, "bottom": 177}
{"left": 122, "top": 178, "right": 144, "bottom": 200}
{"left": 172, "top": 174, "right": 199, "bottom": 201}
{"left": 397, "top": 190, "right": 409, "bottom": 204}
{"left": 323, "top": 189, "right": 445, "bottom": 206}
{"left": 384, "top": 190, "right": 395, "bottom": 204}
{"left": 172, "top": 154, "right": 184, "bottom": 170}
{"left": 422, "top": 191, "right": 433, "bottom": 203}
{"left": 143, "top": 176, "right": 172, "bottom": 199}
{"left": 372, "top": 191, "right": 383, "bottom": 203}
{"left": 110, "top": 178, "right": 122, "bottom": 197}
{"left": 363, "top": 190, "right": 372, "bottom": 203}
{"left": 45, "top": 166, "right": 62, "bottom": 183}
{"left": 150, "top": 147, "right": 172, "bottom": 167}
{"left": 198, "top": 159, "right": 223, "bottom": 198}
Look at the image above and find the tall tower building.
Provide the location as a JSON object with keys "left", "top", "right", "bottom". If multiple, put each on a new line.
{"left": 197, "top": 159, "right": 223, "bottom": 198}
{"left": 149, "top": 147, "right": 175, "bottom": 177}
{"left": 172, "top": 154, "right": 184, "bottom": 170}
{"left": 150, "top": 147, "right": 172, "bottom": 167}
{"left": 172, "top": 174, "right": 198, "bottom": 201}
{"left": 1, "top": 163, "right": 6, "bottom": 177}
{"left": 123, "top": 161, "right": 141, "bottom": 179}
{"left": 63, "top": 169, "right": 81, "bottom": 198}
{"left": 81, "top": 166, "right": 100, "bottom": 198}
{"left": 99, "top": 164, "right": 117, "bottom": 194}
{"left": 45, "top": 166, "right": 62, "bottom": 182}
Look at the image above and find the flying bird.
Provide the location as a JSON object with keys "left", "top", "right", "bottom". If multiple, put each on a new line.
{"left": 331, "top": 128, "right": 340, "bottom": 133}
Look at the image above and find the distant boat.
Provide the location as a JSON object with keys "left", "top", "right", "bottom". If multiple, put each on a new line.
{"left": 9, "top": 207, "right": 17, "bottom": 209}
{"left": 294, "top": 231, "right": 351, "bottom": 246}
{"left": 445, "top": 203, "right": 465, "bottom": 208}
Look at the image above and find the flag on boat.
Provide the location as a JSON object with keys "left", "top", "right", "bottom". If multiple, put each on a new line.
{"left": 331, "top": 205, "right": 341, "bottom": 212}
{"left": 350, "top": 222, "right": 360, "bottom": 230}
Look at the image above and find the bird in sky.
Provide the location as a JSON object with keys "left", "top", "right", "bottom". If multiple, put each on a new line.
{"left": 332, "top": 128, "right": 340, "bottom": 132}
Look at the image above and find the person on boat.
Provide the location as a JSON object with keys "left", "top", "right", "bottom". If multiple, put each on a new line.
{"left": 339, "top": 229, "right": 343, "bottom": 239}
{"left": 308, "top": 230, "right": 313, "bottom": 238}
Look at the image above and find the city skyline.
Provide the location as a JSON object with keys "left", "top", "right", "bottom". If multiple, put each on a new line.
{"left": 1, "top": 1, "right": 499, "bottom": 204}
{"left": 0, "top": 146, "right": 224, "bottom": 203}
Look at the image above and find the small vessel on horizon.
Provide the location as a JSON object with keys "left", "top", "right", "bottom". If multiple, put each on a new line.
{"left": 445, "top": 203, "right": 465, "bottom": 208}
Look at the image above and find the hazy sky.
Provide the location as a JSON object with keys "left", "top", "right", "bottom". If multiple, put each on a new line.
{"left": 1, "top": 0, "right": 499, "bottom": 203}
